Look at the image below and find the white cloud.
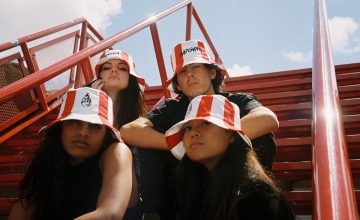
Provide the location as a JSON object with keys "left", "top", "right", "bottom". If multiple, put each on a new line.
{"left": 329, "top": 16, "right": 359, "bottom": 53}
{"left": 0, "top": 0, "right": 122, "bottom": 44}
{"left": 283, "top": 51, "right": 312, "bottom": 63}
{"left": 226, "top": 64, "right": 254, "bottom": 77}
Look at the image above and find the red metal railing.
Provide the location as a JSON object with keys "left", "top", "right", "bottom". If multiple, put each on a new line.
{"left": 0, "top": 18, "right": 103, "bottom": 143}
{"left": 312, "top": 0, "right": 358, "bottom": 219}
{"left": 0, "top": 0, "right": 224, "bottom": 143}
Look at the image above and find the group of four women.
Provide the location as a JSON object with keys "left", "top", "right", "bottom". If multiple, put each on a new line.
{"left": 9, "top": 40, "right": 295, "bottom": 219}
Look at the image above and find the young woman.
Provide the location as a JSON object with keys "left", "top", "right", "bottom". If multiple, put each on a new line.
{"left": 165, "top": 95, "right": 295, "bottom": 220}
{"left": 9, "top": 87, "right": 133, "bottom": 220}
{"left": 92, "top": 49, "right": 147, "bottom": 129}
{"left": 92, "top": 49, "right": 158, "bottom": 218}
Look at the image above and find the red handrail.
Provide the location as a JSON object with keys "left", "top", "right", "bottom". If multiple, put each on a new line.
{"left": 312, "top": 0, "right": 358, "bottom": 219}
{"left": 1, "top": 0, "right": 227, "bottom": 144}
{"left": 0, "top": 0, "right": 193, "bottom": 104}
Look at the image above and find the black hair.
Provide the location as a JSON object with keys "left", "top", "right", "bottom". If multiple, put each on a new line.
{"left": 171, "top": 63, "right": 224, "bottom": 96}
{"left": 15, "top": 123, "right": 116, "bottom": 219}
{"left": 175, "top": 135, "right": 278, "bottom": 220}
{"left": 112, "top": 75, "right": 147, "bottom": 129}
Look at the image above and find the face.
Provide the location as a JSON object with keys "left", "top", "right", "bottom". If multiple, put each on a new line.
{"left": 100, "top": 59, "right": 130, "bottom": 93}
{"left": 176, "top": 63, "right": 216, "bottom": 100}
{"left": 182, "top": 119, "right": 235, "bottom": 171}
{"left": 61, "top": 120, "right": 107, "bottom": 166}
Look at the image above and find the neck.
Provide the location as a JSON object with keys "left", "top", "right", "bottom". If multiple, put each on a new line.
{"left": 103, "top": 89, "right": 120, "bottom": 103}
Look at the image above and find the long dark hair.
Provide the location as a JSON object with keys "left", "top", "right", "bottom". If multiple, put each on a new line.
{"left": 176, "top": 135, "right": 278, "bottom": 220}
{"left": 172, "top": 63, "right": 224, "bottom": 96}
{"left": 112, "top": 75, "right": 147, "bottom": 128}
{"left": 16, "top": 123, "right": 115, "bottom": 219}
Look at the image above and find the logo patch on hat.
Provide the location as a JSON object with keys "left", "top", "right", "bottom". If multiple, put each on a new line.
{"left": 81, "top": 93, "right": 92, "bottom": 107}
{"left": 182, "top": 46, "right": 201, "bottom": 56}
{"left": 106, "top": 50, "right": 121, "bottom": 57}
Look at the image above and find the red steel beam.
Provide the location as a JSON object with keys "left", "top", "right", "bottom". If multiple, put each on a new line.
{"left": 150, "top": 23, "right": 170, "bottom": 98}
{"left": 312, "top": 0, "right": 358, "bottom": 219}
{"left": 192, "top": 7, "right": 229, "bottom": 78}
{"left": 0, "top": 0, "right": 192, "bottom": 104}
{"left": 185, "top": 3, "right": 193, "bottom": 40}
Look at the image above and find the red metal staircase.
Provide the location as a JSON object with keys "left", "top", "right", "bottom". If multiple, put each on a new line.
{"left": 0, "top": 0, "right": 359, "bottom": 218}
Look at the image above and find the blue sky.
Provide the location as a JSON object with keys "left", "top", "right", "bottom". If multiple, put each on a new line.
{"left": 1, "top": 0, "right": 359, "bottom": 86}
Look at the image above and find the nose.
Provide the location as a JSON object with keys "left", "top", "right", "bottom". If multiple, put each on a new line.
{"left": 111, "top": 66, "right": 118, "bottom": 73}
{"left": 190, "top": 128, "right": 200, "bottom": 138}
{"left": 78, "top": 123, "right": 90, "bottom": 137}
{"left": 186, "top": 69, "right": 194, "bottom": 78}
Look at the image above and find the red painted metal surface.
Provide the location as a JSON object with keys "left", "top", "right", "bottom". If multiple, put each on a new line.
{"left": 185, "top": 3, "right": 193, "bottom": 40}
{"left": 312, "top": 0, "right": 358, "bottom": 219}
{"left": 0, "top": 0, "right": 226, "bottom": 144}
{"left": 150, "top": 23, "right": 170, "bottom": 98}
{"left": 0, "top": 0, "right": 192, "bottom": 105}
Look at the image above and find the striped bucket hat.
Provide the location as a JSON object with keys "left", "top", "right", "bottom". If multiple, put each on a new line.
{"left": 165, "top": 94, "right": 252, "bottom": 159}
{"left": 165, "top": 40, "right": 225, "bottom": 90}
{"left": 95, "top": 49, "right": 147, "bottom": 92}
{"left": 40, "top": 87, "right": 120, "bottom": 141}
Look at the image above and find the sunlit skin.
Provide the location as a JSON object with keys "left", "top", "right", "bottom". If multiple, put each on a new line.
{"left": 176, "top": 63, "right": 216, "bottom": 100}
{"left": 61, "top": 120, "right": 107, "bottom": 166}
{"left": 182, "top": 119, "right": 235, "bottom": 171}
{"left": 92, "top": 60, "right": 130, "bottom": 100}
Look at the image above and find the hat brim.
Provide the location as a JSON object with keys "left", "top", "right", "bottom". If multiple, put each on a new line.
{"left": 165, "top": 117, "right": 252, "bottom": 160}
{"left": 166, "top": 61, "right": 226, "bottom": 92}
{"left": 39, "top": 113, "right": 121, "bottom": 142}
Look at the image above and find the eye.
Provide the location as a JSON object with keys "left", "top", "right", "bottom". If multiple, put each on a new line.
{"left": 183, "top": 125, "right": 192, "bottom": 132}
{"left": 201, "top": 121, "right": 210, "bottom": 126}
{"left": 117, "top": 66, "right": 129, "bottom": 72}
{"left": 90, "top": 124, "right": 104, "bottom": 130}
{"left": 101, "top": 66, "right": 111, "bottom": 71}
{"left": 178, "top": 70, "right": 186, "bottom": 76}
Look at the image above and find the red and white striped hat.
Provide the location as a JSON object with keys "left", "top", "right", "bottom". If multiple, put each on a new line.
{"left": 40, "top": 87, "right": 120, "bottom": 141}
{"left": 165, "top": 40, "right": 225, "bottom": 90}
{"left": 95, "top": 49, "right": 147, "bottom": 92}
{"left": 165, "top": 95, "right": 252, "bottom": 159}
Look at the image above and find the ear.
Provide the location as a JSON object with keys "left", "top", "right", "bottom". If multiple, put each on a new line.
{"left": 209, "top": 69, "right": 216, "bottom": 80}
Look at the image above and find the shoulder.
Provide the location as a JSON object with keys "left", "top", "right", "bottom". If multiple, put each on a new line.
{"left": 145, "top": 96, "right": 189, "bottom": 128}
{"left": 219, "top": 92, "right": 261, "bottom": 116}
{"left": 164, "top": 96, "right": 188, "bottom": 108}
{"left": 101, "top": 142, "right": 132, "bottom": 164}
{"left": 220, "top": 92, "right": 258, "bottom": 102}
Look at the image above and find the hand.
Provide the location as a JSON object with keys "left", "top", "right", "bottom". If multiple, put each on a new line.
{"left": 90, "top": 78, "right": 105, "bottom": 90}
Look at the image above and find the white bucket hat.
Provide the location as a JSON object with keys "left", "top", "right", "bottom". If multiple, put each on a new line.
{"left": 40, "top": 87, "right": 120, "bottom": 142}
{"left": 95, "top": 49, "right": 147, "bottom": 92}
{"left": 165, "top": 95, "right": 252, "bottom": 160}
{"left": 165, "top": 40, "right": 226, "bottom": 91}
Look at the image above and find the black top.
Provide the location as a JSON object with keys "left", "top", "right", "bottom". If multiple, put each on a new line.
{"left": 183, "top": 182, "right": 295, "bottom": 220}
{"left": 59, "top": 150, "right": 103, "bottom": 219}
{"left": 145, "top": 92, "right": 276, "bottom": 170}
{"left": 235, "top": 185, "right": 295, "bottom": 220}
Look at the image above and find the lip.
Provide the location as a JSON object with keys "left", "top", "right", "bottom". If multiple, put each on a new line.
{"left": 109, "top": 76, "right": 120, "bottom": 80}
{"left": 189, "top": 142, "right": 203, "bottom": 149}
{"left": 187, "top": 80, "right": 198, "bottom": 87}
{"left": 72, "top": 140, "right": 89, "bottom": 148}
